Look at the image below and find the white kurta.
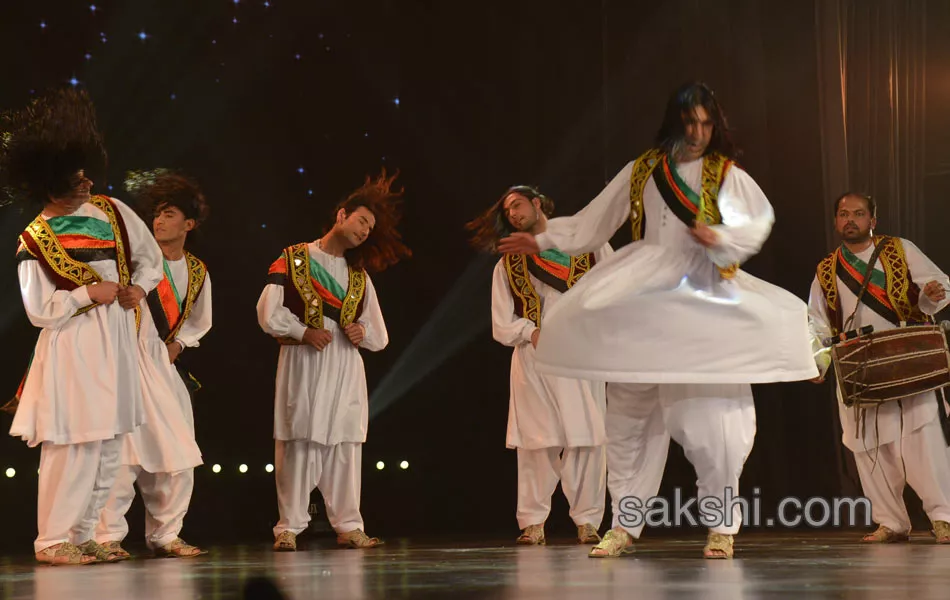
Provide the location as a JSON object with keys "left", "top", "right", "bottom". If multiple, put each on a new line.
{"left": 491, "top": 246, "right": 611, "bottom": 449}
{"left": 257, "top": 242, "right": 388, "bottom": 445}
{"left": 119, "top": 271, "right": 205, "bottom": 473}
{"left": 11, "top": 197, "right": 163, "bottom": 446}
{"left": 807, "top": 238, "right": 950, "bottom": 452}
{"left": 532, "top": 159, "right": 817, "bottom": 384}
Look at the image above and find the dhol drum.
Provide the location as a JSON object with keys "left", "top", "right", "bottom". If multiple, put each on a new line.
{"left": 832, "top": 324, "right": 950, "bottom": 408}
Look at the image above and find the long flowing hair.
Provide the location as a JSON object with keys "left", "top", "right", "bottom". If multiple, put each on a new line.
{"left": 125, "top": 168, "right": 210, "bottom": 226}
{"left": 654, "top": 81, "right": 740, "bottom": 160}
{"left": 0, "top": 87, "right": 108, "bottom": 208}
{"left": 335, "top": 169, "right": 411, "bottom": 273}
{"left": 466, "top": 185, "right": 554, "bottom": 252}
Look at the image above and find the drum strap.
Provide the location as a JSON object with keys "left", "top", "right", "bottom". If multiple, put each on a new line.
{"left": 842, "top": 239, "right": 888, "bottom": 334}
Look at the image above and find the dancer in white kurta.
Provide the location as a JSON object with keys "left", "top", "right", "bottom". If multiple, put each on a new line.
{"left": 95, "top": 170, "right": 212, "bottom": 558}
{"left": 498, "top": 82, "right": 816, "bottom": 559}
{"left": 808, "top": 192, "right": 950, "bottom": 544}
{"left": 258, "top": 170, "right": 410, "bottom": 551}
{"left": 471, "top": 186, "right": 609, "bottom": 545}
{"left": 2, "top": 89, "right": 164, "bottom": 565}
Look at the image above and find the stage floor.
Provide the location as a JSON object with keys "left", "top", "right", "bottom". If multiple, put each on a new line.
{"left": 0, "top": 531, "right": 947, "bottom": 599}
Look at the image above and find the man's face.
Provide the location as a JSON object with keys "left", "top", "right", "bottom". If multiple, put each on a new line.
{"left": 336, "top": 205, "right": 376, "bottom": 248}
{"left": 49, "top": 169, "right": 93, "bottom": 210}
{"left": 153, "top": 204, "right": 195, "bottom": 244}
{"left": 502, "top": 193, "right": 541, "bottom": 233}
{"left": 678, "top": 105, "right": 714, "bottom": 162}
{"left": 835, "top": 195, "right": 876, "bottom": 243}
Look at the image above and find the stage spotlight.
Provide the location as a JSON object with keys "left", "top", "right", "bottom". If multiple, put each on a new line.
{"left": 399, "top": 460, "right": 409, "bottom": 470}
{"left": 5, "top": 468, "right": 14, "bottom": 478}
{"left": 239, "top": 464, "right": 248, "bottom": 473}
{"left": 265, "top": 463, "right": 275, "bottom": 473}
{"left": 212, "top": 464, "right": 222, "bottom": 473}
{"left": 376, "top": 461, "right": 385, "bottom": 471}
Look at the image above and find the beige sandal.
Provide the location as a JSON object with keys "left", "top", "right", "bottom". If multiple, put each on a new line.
{"left": 99, "top": 540, "right": 132, "bottom": 559}
{"left": 336, "top": 529, "right": 384, "bottom": 549}
{"left": 588, "top": 528, "right": 634, "bottom": 558}
{"left": 862, "top": 525, "right": 909, "bottom": 543}
{"left": 154, "top": 538, "right": 207, "bottom": 558}
{"left": 516, "top": 524, "right": 545, "bottom": 546}
{"left": 577, "top": 523, "right": 601, "bottom": 544}
{"left": 35, "top": 542, "right": 97, "bottom": 566}
{"left": 932, "top": 520, "right": 950, "bottom": 544}
{"left": 273, "top": 531, "right": 297, "bottom": 552}
{"left": 76, "top": 539, "right": 128, "bottom": 563}
{"left": 703, "top": 532, "right": 734, "bottom": 559}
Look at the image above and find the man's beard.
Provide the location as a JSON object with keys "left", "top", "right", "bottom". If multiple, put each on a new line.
{"left": 841, "top": 225, "right": 872, "bottom": 243}
{"left": 515, "top": 216, "right": 537, "bottom": 233}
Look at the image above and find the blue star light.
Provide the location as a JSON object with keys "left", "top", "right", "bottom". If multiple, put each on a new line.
{"left": 295, "top": 53, "right": 301, "bottom": 60}
{"left": 69, "top": 76, "right": 80, "bottom": 87}
{"left": 107, "top": 185, "right": 113, "bottom": 191}
{"left": 85, "top": 53, "right": 92, "bottom": 61}
{"left": 394, "top": 97, "right": 400, "bottom": 106}
{"left": 264, "top": 1, "right": 271, "bottom": 6}
{"left": 40, "top": 20, "right": 47, "bottom": 30}
{"left": 307, "top": 189, "right": 314, "bottom": 196}
{"left": 138, "top": 30, "right": 148, "bottom": 41}
{"left": 232, "top": 17, "right": 239, "bottom": 24}
{"left": 89, "top": 5, "right": 97, "bottom": 13}
{"left": 170, "top": 93, "right": 177, "bottom": 100}
{"left": 297, "top": 167, "right": 305, "bottom": 174}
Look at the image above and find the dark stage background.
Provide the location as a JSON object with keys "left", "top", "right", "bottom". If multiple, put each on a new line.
{"left": 1, "top": 0, "right": 948, "bottom": 549}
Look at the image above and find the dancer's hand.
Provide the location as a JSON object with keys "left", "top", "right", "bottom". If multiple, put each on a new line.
{"left": 166, "top": 341, "right": 183, "bottom": 363}
{"left": 303, "top": 327, "right": 333, "bottom": 351}
{"left": 809, "top": 376, "right": 825, "bottom": 384}
{"left": 923, "top": 280, "right": 947, "bottom": 302}
{"left": 117, "top": 284, "right": 146, "bottom": 309}
{"left": 690, "top": 222, "right": 719, "bottom": 248}
{"left": 343, "top": 323, "right": 365, "bottom": 347}
{"left": 88, "top": 281, "right": 120, "bottom": 305}
{"left": 530, "top": 329, "right": 540, "bottom": 349}
{"left": 498, "top": 232, "right": 540, "bottom": 255}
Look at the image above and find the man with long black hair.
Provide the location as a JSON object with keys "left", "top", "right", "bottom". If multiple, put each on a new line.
{"left": 499, "top": 82, "right": 817, "bottom": 558}
{"left": 1, "top": 88, "right": 164, "bottom": 564}
{"left": 258, "top": 170, "right": 410, "bottom": 551}
{"left": 468, "top": 186, "right": 609, "bottom": 546}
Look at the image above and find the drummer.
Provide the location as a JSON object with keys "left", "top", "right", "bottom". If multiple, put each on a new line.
{"left": 808, "top": 191, "right": 950, "bottom": 544}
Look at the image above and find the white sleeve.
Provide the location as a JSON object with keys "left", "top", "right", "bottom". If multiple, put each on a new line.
{"left": 175, "top": 272, "right": 212, "bottom": 348}
{"left": 902, "top": 239, "right": 950, "bottom": 315}
{"left": 807, "top": 276, "right": 834, "bottom": 377}
{"left": 491, "top": 260, "right": 537, "bottom": 347}
{"left": 114, "top": 198, "right": 164, "bottom": 293}
{"left": 256, "top": 283, "right": 307, "bottom": 342}
{"left": 535, "top": 162, "right": 634, "bottom": 255}
{"left": 593, "top": 242, "right": 614, "bottom": 264}
{"left": 18, "top": 260, "right": 94, "bottom": 330}
{"left": 356, "top": 275, "right": 388, "bottom": 352}
{"left": 706, "top": 167, "right": 776, "bottom": 267}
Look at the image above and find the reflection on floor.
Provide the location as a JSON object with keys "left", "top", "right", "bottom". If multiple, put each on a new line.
{"left": 0, "top": 531, "right": 948, "bottom": 599}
